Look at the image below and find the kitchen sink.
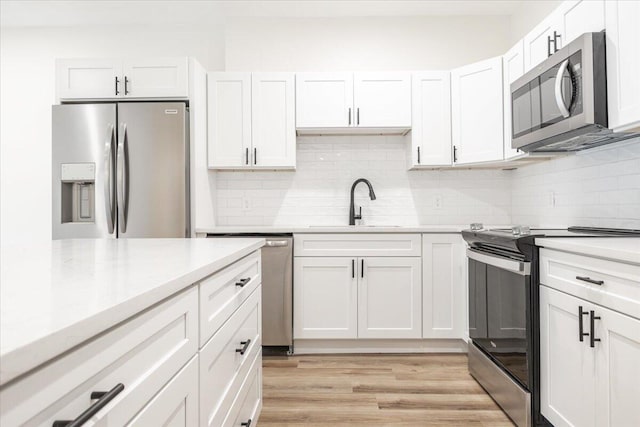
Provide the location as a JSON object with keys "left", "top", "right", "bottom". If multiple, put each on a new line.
{"left": 308, "top": 225, "right": 402, "bottom": 228}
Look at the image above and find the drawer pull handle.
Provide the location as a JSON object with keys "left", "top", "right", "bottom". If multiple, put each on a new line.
{"left": 236, "top": 339, "right": 251, "bottom": 355}
{"left": 52, "top": 383, "right": 124, "bottom": 427}
{"left": 576, "top": 276, "right": 604, "bottom": 286}
{"left": 235, "top": 277, "right": 251, "bottom": 287}
{"left": 590, "top": 311, "right": 601, "bottom": 348}
{"left": 578, "top": 306, "right": 589, "bottom": 342}
{"left": 241, "top": 419, "right": 252, "bottom": 427}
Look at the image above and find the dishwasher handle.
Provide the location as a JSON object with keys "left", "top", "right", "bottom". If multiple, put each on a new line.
{"left": 265, "top": 240, "right": 289, "bottom": 247}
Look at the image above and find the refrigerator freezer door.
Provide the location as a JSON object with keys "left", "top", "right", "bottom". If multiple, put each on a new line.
{"left": 52, "top": 104, "right": 117, "bottom": 239}
{"left": 117, "top": 103, "right": 188, "bottom": 238}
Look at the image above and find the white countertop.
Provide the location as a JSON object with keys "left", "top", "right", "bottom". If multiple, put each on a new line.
{"left": 535, "top": 237, "right": 640, "bottom": 265}
{"left": 196, "top": 225, "right": 473, "bottom": 234}
{"left": 0, "top": 238, "right": 264, "bottom": 386}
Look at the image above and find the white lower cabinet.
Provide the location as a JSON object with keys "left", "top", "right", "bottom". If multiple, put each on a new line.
{"left": 540, "top": 285, "right": 640, "bottom": 427}
{"left": 294, "top": 257, "right": 358, "bottom": 339}
{"left": 128, "top": 355, "right": 199, "bottom": 426}
{"left": 422, "top": 234, "right": 465, "bottom": 339}
{"left": 359, "top": 257, "right": 422, "bottom": 339}
{"left": 294, "top": 244, "right": 422, "bottom": 340}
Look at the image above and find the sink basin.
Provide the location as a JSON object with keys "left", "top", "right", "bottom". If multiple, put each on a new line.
{"left": 308, "top": 225, "right": 402, "bottom": 228}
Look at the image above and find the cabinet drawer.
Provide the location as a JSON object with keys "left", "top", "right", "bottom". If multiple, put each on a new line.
{"left": 222, "top": 349, "right": 263, "bottom": 427}
{"left": 540, "top": 248, "right": 640, "bottom": 319}
{"left": 0, "top": 286, "right": 198, "bottom": 427}
{"left": 294, "top": 233, "right": 422, "bottom": 257}
{"left": 200, "top": 287, "right": 261, "bottom": 427}
{"left": 200, "top": 250, "right": 261, "bottom": 345}
{"left": 128, "top": 355, "right": 198, "bottom": 426}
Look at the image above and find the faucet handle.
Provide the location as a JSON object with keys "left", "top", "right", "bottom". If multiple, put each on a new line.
{"left": 355, "top": 206, "right": 362, "bottom": 220}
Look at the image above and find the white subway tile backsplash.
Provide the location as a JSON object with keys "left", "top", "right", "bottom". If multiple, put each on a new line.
{"left": 214, "top": 135, "right": 640, "bottom": 229}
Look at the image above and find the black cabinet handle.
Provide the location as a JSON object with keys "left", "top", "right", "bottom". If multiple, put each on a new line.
{"left": 547, "top": 35, "right": 553, "bottom": 57}
{"left": 589, "top": 311, "right": 601, "bottom": 348}
{"left": 124, "top": 76, "right": 129, "bottom": 95}
{"left": 576, "top": 276, "right": 604, "bottom": 286}
{"left": 52, "top": 383, "right": 124, "bottom": 427}
{"left": 254, "top": 147, "right": 257, "bottom": 165}
{"left": 241, "top": 419, "right": 252, "bottom": 427}
{"left": 356, "top": 108, "right": 360, "bottom": 125}
{"left": 245, "top": 148, "right": 249, "bottom": 165}
{"left": 361, "top": 259, "right": 364, "bottom": 278}
{"left": 453, "top": 146, "right": 458, "bottom": 163}
{"left": 553, "top": 31, "right": 561, "bottom": 53}
{"left": 578, "top": 306, "right": 589, "bottom": 342}
{"left": 236, "top": 339, "right": 251, "bottom": 355}
{"left": 235, "top": 277, "right": 251, "bottom": 288}
{"left": 417, "top": 146, "right": 421, "bottom": 164}
{"left": 352, "top": 259, "right": 355, "bottom": 278}
{"left": 348, "top": 108, "right": 352, "bottom": 126}
{"left": 114, "top": 77, "right": 120, "bottom": 96}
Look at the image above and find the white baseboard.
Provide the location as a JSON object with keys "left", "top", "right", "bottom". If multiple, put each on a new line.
{"left": 292, "top": 339, "right": 468, "bottom": 355}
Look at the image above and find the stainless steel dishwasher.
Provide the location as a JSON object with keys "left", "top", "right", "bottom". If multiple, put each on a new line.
{"left": 208, "top": 234, "right": 293, "bottom": 354}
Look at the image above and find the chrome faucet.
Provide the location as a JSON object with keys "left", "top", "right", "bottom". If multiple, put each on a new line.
{"left": 349, "top": 178, "right": 376, "bottom": 225}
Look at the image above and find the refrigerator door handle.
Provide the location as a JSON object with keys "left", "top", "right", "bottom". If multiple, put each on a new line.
{"left": 103, "top": 124, "right": 116, "bottom": 234}
{"left": 117, "top": 123, "right": 129, "bottom": 233}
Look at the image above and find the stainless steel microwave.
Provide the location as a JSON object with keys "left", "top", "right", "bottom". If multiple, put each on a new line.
{"left": 511, "top": 32, "right": 630, "bottom": 152}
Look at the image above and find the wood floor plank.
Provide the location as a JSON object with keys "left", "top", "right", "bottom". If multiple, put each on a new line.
{"left": 260, "top": 353, "right": 514, "bottom": 426}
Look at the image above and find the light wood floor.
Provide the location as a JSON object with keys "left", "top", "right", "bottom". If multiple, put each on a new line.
{"left": 260, "top": 353, "right": 514, "bottom": 426}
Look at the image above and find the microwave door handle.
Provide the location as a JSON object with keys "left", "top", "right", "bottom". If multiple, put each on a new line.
{"left": 103, "top": 124, "right": 115, "bottom": 234}
{"left": 554, "top": 59, "right": 571, "bottom": 118}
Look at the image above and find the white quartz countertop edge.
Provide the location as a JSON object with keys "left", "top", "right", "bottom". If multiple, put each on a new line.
{"left": 196, "top": 225, "right": 472, "bottom": 234}
{"left": 0, "top": 238, "right": 265, "bottom": 386}
{"left": 535, "top": 237, "right": 640, "bottom": 265}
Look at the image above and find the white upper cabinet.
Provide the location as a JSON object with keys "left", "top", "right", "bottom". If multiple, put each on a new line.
{"left": 56, "top": 59, "right": 123, "bottom": 99}
{"left": 207, "top": 72, "right": 295, "bottom": 170}
{"left": 451, "top": 56, "right": 504, "bottom": 165}
{"left": 605, "top": 0, "right": 640, "bottom": 132}
{"left": 56, "top": 58, "right": 189, "bottom": 100}
{"left": 207, "top": 73, "right": 252, "bottom": 169}
{"left": 503, "top": 41, "right": 525, "bottom": 160}
{"left": 409, "top": 71, "right": 452, "bottom": 167}
{"left": 251, "top": 73, "right": 296, "bottom": 168}
{"left": 122, "top": 58, "right": 189, "bottom": 98}
{"left": 295, "top": 73, "right": 353, "bottom": 128}
{"left": 295, "top": 72, "right": 411, "bottom": 131}
{"left": 353, "top": 72, "right": 411, "bottom": 128}
{"left": 523, "top": 0, "right": 604, "bottom": 72}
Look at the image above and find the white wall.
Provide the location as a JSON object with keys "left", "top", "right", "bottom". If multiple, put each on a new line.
{"left": 216, "top": 135, "right": 512, "bottom": 226}
{"left": 0, "top": 25, "right": 224, "bottom": 246}
{"left": 511, "top": 138, "right": 640, "bottom": 229}
{"left": 225, "top": 16, "right": 511, "bottom": 71}
{"left": 508, "top": 0, "right": 562, "bottom": 45}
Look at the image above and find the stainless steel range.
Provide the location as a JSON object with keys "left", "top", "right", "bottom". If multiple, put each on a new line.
{"left": 462, "top": 225, "right": 640, "bottom": 427}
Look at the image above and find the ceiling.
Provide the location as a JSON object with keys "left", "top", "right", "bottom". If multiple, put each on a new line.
{"left": 1, "top": 0, "right": 529, "bottom": 27}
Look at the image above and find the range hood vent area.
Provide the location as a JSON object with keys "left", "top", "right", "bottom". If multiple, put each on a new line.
{"left": 520, "top": 125, "right": 638, "bottom": 153}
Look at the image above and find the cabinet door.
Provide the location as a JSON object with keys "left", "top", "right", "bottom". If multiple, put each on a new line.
{"left": 556, "top": 0, "right": 605, "bottom": 47}
{"left": 594, "top": 305, "right": 640, "bottom": 427}
{"left": 128, "top": 356, "right": 199, "bottom": 426}
{"left": 503, "top": 41, "right": 525, "bottom": 160}
{"left": 422, "top": 235, "right": 464, "bottom": 339}
{"left": 410, "top": 72, "right": 452, "bottom": 167}
{"left": 294, "top": 257, "right": 357, "bottom": 339}
{"left": 295, "top": 73, "right": 353, "bottom": 128}
{"left": 122, "top": 58, "right": 189, "bottom": 98}
{"left": 354, "top": 72, "right": 411, "bottom": 127}
{"left": 451, "top": 57, "right": 504, "bottom": 165}
{"left": 523, "top": 14, "right": 560, "bottom": 72}
{"left": 358, "top": 257, "right": 421, "bottom": 339}
{"left": 606, "top": 0, "right": 640, "bottom": 132}
{"left": 56, "top": 58, "right": 122, "bottom": 99}
{"left": 207, "top": 72, "right": 251, "bottom": 169}
{"left": 251, "top": 73, "right": 296, "bottom": 169}
{"left": 539, "top": 286, "right": 597, "bottom": 427}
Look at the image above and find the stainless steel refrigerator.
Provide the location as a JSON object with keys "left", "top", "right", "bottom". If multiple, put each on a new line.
{"left": 52, "top": 103, "right": 189, "bottom": 239}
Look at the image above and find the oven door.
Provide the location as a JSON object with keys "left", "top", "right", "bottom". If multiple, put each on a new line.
{"left": 467, "top": 248, "right": 531, "bottom": 389}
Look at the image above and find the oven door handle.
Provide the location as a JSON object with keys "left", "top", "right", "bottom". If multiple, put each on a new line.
{"left": 466, "top": 248, "right": 531, "bottom": 276}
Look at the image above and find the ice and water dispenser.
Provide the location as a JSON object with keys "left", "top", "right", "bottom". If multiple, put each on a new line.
{"left": 60, "top": 163, "right": 95, "bottom": 223}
